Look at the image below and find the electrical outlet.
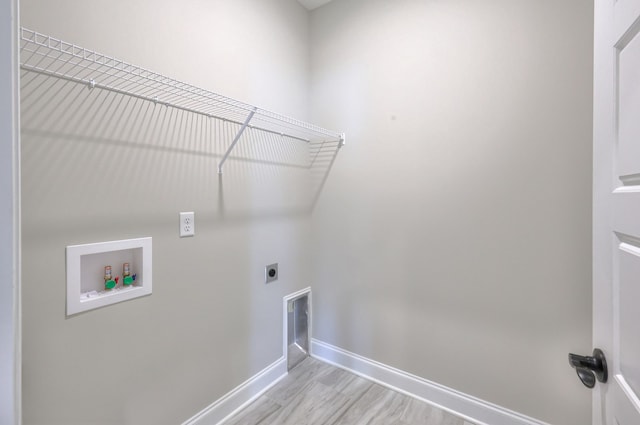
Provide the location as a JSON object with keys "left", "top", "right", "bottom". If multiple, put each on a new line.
{"left": 179, "top": 212, "right": 195, "bottom": 237}
{"left": 265, "top": 263, "right": 278, "bottom": 284}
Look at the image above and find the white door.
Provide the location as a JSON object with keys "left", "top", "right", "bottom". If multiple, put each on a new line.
{"left": 593, "top": 0, "right": 640, "bottom": 423}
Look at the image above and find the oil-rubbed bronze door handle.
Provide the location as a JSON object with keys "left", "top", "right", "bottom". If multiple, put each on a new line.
{"left": 568, "top": 348, "right": 607, "bottom": 388}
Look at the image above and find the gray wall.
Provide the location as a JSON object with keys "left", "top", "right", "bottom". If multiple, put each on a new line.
{"left": 308, "top": 1, "right": 593, "bottom": 424}
{"left": 20, "top": 1, "right": 313, "bottom": 424}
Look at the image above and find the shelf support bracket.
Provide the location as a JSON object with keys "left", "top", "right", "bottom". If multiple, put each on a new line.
{"left": 339, "top": 133, "right": 346, "bottom": 148}
{"left": 218, "top": 107, "right": 258, "bottom": 174}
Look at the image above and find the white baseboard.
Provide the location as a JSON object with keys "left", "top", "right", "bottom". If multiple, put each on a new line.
{"left": 311, "top": 339, "right": 550, "bottom": 425}
{"left": 182, "top": 339, "right": 550, "bottom": 425}
{"left": 182, "top": 357, "right": 287, "bottom": 425}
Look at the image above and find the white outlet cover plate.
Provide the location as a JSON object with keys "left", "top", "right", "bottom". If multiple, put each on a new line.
{"left": 180, "top": 212, "right": 195, "bottom": 237}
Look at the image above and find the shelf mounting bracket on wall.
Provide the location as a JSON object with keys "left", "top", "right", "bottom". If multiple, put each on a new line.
{"left": 218, "top": 107, "right": 257, "bottom": 175}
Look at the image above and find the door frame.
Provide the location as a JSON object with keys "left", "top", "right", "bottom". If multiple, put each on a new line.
{"left": 592, "top": 1, "right": 613, "bottom": 424}
{"left": 0, "top": 0, "right": 21, "bottom": 424}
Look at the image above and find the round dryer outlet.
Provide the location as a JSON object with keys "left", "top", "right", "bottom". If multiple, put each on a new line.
{"left": 265, "top": 263, "right": 278, "bottom": 284}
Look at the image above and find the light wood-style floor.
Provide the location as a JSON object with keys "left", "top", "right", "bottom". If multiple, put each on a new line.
{"left": 223, "top": 357, "right": 476, "bottom": 425}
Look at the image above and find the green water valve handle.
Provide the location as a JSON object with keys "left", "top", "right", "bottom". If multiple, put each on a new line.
{"left": 105, "top": 279, "right": 116, "bottom": 290}
{"left": 123, "top": 276, "right": 134, "bottom": 286}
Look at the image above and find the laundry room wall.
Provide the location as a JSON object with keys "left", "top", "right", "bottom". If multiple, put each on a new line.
{"left": 20, "top": 0, "right": 314, "bottom": 424}
{"left": 308, "top": 1, "right": 594, "bottom": 424}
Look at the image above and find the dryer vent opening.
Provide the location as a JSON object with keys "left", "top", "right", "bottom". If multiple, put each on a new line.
{"left": 287, "top": 294, "right": 309, "bottom": 371}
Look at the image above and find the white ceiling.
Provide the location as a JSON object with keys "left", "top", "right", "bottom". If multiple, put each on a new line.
{"left": 297, "top": 0, "right": 334, "bottom": 11}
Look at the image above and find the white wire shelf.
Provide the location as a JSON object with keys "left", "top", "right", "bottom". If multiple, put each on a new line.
{"left": 19, "top": 27, "right": 344, "bottom": 174}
